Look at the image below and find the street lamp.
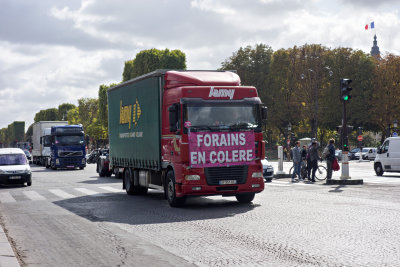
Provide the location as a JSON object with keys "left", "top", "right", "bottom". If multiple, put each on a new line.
{"left": 393, "top": 119, "right": 398, "bottom": 137}
{"left": 301, "top": 67, "right": 333, "bottom": 140}
{"left": 287, "top": 122, "right": 292, "bottom": 161}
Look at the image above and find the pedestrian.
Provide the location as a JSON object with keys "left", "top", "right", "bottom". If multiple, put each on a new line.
{"left": 301, "top": 145, "right": 308, "bottom": 177}
{"left": 309, "top": 141, "right": 320, "bottom": 182}
{"left": 326, "top": 139, "right": 336, "bottom": 180}
{"left": 291, "top": 141, "right": 303, "bottom": 182}
{"left": 306, "top": 144, "right": 312, "bottom": 180}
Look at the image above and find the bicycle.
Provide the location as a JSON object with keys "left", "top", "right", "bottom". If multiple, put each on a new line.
{"left": 289, "top": 160, "right": 327, "bottom": 181}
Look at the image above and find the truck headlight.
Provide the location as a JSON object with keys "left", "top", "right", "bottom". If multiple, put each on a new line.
{"left": 82, "top": 158, "right": 86, "bottom": 164}
{"left": 252, "top": 172, "right": 263, "bottom": 178}
{"left": 185, "top": 175, "right": 200, "bottom": 181}
{"left": 56, "top": 159, "right": 60, "bottom": 165}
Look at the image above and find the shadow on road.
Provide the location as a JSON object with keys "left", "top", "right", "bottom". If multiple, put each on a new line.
{"left": 328, "top": 185, "right": 345, "bottom": 193}
{"left": 53, "top": 190, "right": 258, "bottom": 225}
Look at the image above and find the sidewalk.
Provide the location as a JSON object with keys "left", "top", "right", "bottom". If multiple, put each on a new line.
{"left": 0, "top": 224, "right": 20, "bottom": 267}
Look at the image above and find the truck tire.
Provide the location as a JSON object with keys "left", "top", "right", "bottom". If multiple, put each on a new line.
{"left": 51, "top": 160, "right": 57, "bottom": 170}
{"left": 166, "top": 171, "right": 186, "bottom": 207}
{"left": 98, "top": 161, "right": 106, "bottom": 177}
{"left": 106, "top": 171, "right": 112, "bottom": 177}
{"left": 124, "top": 168, "right": 140, "bottom": 195}
{"left": 374, "top": 163, "right": 384, "bottom": 176}
{"left": 235, "top": 193, "right": 255, "bottom": 203}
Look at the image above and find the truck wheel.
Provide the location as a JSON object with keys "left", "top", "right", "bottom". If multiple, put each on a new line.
{"left": 98, "top": 161, "right": 106, "bottom": 177}
{"left": 106, "top": 171, "right": 112, "bottom": 177}
{"left": 27, "top": 181, "right": 32, "bottom": 186}
{"left": 235, "top": 193, "right": 255, "bottom": 203}
{"left": 166, "top": 171, "right": 186, "bottom": 207}
{"left": 124, "top": 168, "right": 140, "bottom": 195}
{"left": 51, "top": 161, "right": 57, "bottom": 170}
{"left": 374, "top": 163, "right": 384, "bottom": 176}
{"left": 79, "top": 166, "right": 85, "bottom": 170}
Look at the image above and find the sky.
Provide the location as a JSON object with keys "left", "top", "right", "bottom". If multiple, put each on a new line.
{"left": 0, "top": 0, "right": 399, "bottom": 130}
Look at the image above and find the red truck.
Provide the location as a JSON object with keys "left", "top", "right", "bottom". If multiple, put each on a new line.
{"left": 108, "top": 70, "right": 267, "bottom": 206}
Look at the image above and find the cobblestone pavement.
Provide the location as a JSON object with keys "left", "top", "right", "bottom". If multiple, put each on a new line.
{"left": 1, "top": 162, "right": 400, "bottom": 266}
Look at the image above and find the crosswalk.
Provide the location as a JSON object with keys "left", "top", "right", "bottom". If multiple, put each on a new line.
{"left": 267, "top": 177, "right": 400, "bottom": 187}
{"left": 0, "top": 185, "right": 125, "bottom": 204}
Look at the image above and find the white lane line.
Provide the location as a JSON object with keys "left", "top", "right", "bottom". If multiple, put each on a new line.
{"left": 74, "top": 188, "right": 104, "bottom": 196}
{"left": 268, "top": 183, "right": 290, "bottom": 187}
{"left": 23, "top": 191, "right": 46, "bottom": 201}
{"left": 49, "top": 189, "right": 75, "bottom": 199}
{"left": 98, "top": 186, "right": 124, "bottom": 193}
{"left": 0, "top": 192, "right": 17, "bottom": 203}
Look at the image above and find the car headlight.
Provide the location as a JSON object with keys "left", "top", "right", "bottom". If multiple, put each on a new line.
{"left": 252, "top": 172, "right": 263, "bottom": 178}
{"left": 185, "top": 175, "right": 200, "bottom": 181}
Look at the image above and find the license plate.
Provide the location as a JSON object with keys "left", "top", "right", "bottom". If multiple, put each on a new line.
{"left": 9, "top": 176, "right": 21, "bottom": 180}
{"left": 219, "top": 180, "right": 237, "bottom": 185}
{"left": 67, "top": 165, "right": 75, "bottom": 168}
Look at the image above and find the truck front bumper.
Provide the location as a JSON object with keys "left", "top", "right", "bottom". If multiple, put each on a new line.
{"left": 55, "top": 157, "right": 86, "bottom": 168}
{"left": 177, "top": 179, "right": 264, "bottom": 197}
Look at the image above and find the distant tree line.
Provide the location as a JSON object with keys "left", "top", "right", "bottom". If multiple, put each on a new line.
{"left": 220, "top": 44, "right": 400, "bottom": 147}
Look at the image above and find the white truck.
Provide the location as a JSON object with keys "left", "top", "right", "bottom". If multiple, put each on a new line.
{"left": 374, "top": 137, "right": 400, "bottom": 176}
{"left": 32, "top": 121, "right": 68, "bottom": 166}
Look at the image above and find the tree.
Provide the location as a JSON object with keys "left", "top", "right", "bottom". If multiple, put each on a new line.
{"left": 34, "top": 108, "right": 59, "bottom": 122}
{"left": 122, "top": 48, "right": 186, "bottom": 81}
{"left": 370, "top": 54, "right": 400, "bottom": 141}
{"left": 58, "top": 103, "right": 76, "bottom": 121}
{"left": 77, "top": 98, "right": 98, "bottom": 130}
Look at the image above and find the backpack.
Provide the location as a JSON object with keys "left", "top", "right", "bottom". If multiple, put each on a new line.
{"left": 321, "top": 146, "right": 329, "bottom": 160}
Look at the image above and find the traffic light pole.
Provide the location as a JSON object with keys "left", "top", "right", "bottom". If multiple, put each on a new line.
{"left": 340, "top": 92, "right": 351, "bottom": 179}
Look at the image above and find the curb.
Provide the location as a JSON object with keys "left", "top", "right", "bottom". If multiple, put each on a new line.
{"left": 0, "top": 224, "right": 20, "bottom": 267}
{"left": 325, "top": 179, "right": 364, "bottom": 185}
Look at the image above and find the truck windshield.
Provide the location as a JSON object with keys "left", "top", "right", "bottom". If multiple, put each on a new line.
{"left": 185, "top": 103, "right": 260, "bottom": 131}
{"left": 55, "top": 135, "right": 85, "bottom": 146}
{"left": 0, "top": 154, "right": 27, "bottom": 165}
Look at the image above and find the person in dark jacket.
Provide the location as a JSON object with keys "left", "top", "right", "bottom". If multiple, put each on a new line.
{"left": 309, "top": 141, "right": 320, "bottom": 182}
{"left": 326, "top": 139, "right": 336, "bottom": 180}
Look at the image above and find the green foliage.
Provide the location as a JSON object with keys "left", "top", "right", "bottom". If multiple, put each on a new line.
{"left": 34, "top": 108, "right": 59, "bottom": 122}
{"left": 98, "top": 83, "right": 118, "bottom": 137}
{"left": 57, "top": 103, "right": 76, "bottom": 121}
{"left": 122, "top": 48, "right": 186, "bottom": 81}
{"left": 77, "top": 98, "right": 98, "bottom": 130}
{"left": 67, "top": 107, "right": 80, "bottom": 125}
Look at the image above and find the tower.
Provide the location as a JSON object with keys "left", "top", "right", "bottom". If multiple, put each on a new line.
{"left": 371, "top": 34, "right": 381, "bottom": 58}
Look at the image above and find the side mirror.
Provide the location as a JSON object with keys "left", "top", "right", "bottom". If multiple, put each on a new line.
{"left": 168, "top": 104, "right": 179, "bottom": 132}
{"left": 261, "top": 106, "right": 268, "bottom": 121}
{"left": 377, "top": 147, "right": 382, "bottom": 154}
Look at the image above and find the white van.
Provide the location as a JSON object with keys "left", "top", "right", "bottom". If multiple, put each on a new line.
{"left": 374, "top": 137, "right": 400, "bottom": 176}
{"left": 0, "top": 148, "right": 32, "bottom": 186}
{"left": 362, "top": 147, "right": 377, "bottom": 160}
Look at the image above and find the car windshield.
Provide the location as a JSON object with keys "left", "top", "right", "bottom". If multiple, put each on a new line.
{"left": 362, "top": 148, "right": 369, "bottom": 152}
{"left": 185, "top": 103, "right": 260, "bottom": 130}
{"left": 55, "top": 135, "right": 85, "bottom": 146}
{"left": 0, "top": 154, "right": 27, "bottom": 165}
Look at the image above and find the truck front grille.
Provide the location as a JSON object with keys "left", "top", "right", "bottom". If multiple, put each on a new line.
{"left": 204, "top": 165, "right": 248, "bottom": 186}
{"left": 58, "top": 151, "right": 83, "bottom": 157}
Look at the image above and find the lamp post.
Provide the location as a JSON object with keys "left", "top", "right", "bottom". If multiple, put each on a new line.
{"left": 287, "top": 122, "right": 292, "bottom": 161}
{"left": 301, "top": 67, "right": 332, "bottom": 140}
{"left": 393, "top": 119, "right": 398, "bottom": 137}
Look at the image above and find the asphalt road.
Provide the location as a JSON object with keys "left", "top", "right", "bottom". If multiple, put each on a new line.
{"left": 1, "top": 161, "right": 400, "bottom": 266}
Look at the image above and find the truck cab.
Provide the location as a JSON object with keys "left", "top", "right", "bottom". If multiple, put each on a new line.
{"left": 47, "top": 125, "right": 86, "bottom": 170}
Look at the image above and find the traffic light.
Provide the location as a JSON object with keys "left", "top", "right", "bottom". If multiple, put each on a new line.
{"left": 343, "top": 136, "right": 349, "bottom": 149}
{"left": 340, "top": 78, "right": 352, "bottom": 101}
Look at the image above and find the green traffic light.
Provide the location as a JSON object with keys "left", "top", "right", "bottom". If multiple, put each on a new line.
{"left": 343, "top": 95, "right": 349, "bottom": 101}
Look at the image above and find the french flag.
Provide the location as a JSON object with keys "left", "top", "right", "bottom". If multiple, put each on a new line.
{"left": 365, "top": 21, "right": 375, "bottom": 30}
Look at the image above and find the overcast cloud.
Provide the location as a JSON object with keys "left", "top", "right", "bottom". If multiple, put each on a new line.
{"left": 0, "top": 0, "right": 399, "bottom": 129}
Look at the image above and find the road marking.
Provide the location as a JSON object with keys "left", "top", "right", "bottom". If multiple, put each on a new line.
{"left": 23, "top": 191, "right": 46, "bottom": 201}
{"left": 49, "top": 189, "right": 75, "bottom": 199}
{"left": 74, "top": 188, "right": 104, "bottom": 196}
{"left": 0, "top": 192, "right": 17, "bottom": 203}
{"left": 99, "top": 186, "right": 124, "bottom": 193}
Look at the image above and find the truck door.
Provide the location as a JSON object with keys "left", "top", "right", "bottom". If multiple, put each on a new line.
{"left": 389, "top": 140, "right": 400, "bottom": 171}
